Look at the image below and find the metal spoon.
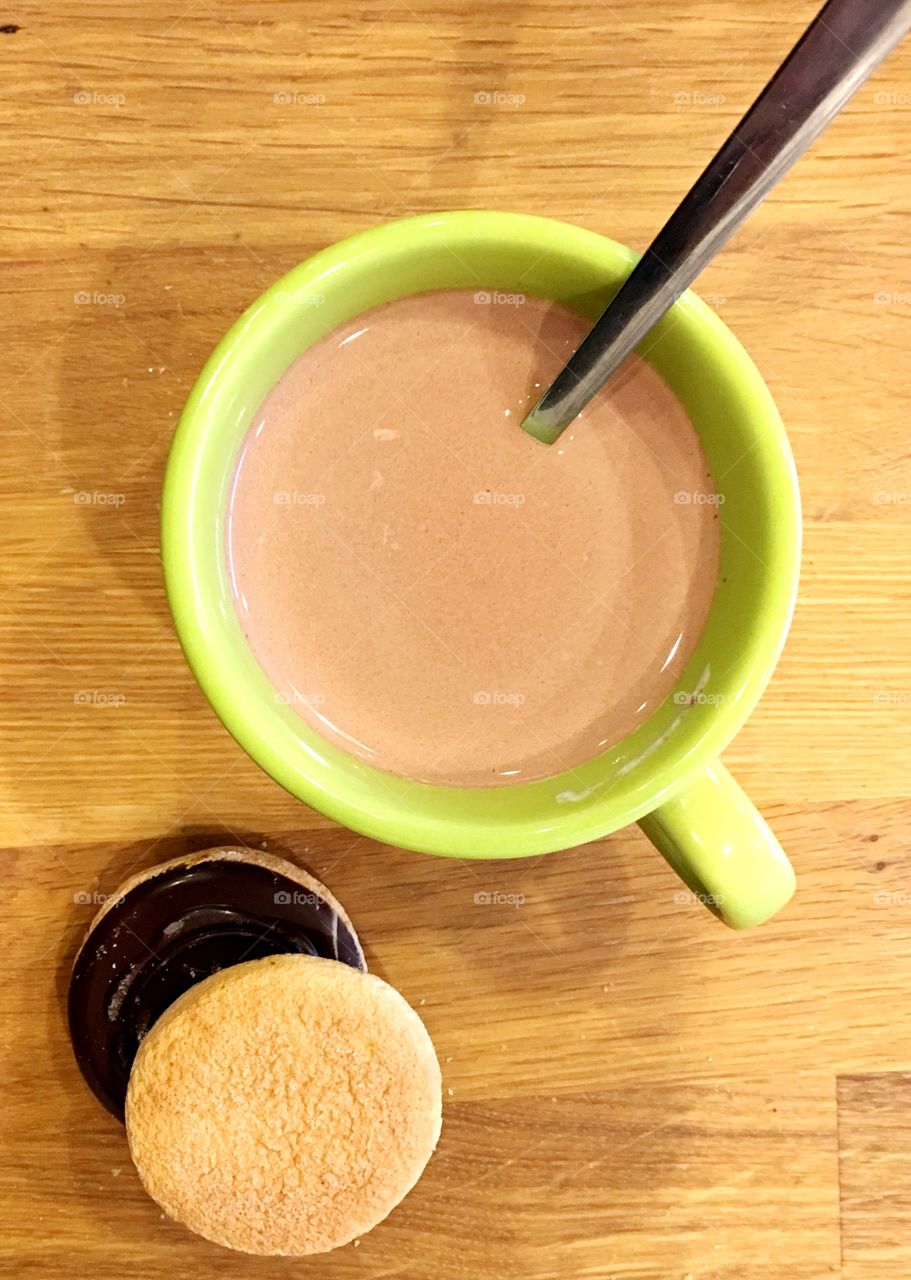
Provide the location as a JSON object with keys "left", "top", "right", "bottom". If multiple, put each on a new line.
{"left": 522, "top": 0, "right": 911, "bottom": 446}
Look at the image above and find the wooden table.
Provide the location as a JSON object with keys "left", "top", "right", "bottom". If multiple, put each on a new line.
{"left": 3, "top": 3, "right": 911, "bottom": 1277}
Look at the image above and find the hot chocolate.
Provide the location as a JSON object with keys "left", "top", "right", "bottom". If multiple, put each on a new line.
{"left": 226, "top": 290, "right": 720, "bottom": 786}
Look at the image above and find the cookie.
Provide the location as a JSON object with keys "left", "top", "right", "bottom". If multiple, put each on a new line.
{"left": 69, "top": 848, "right": 366, "bottom": 1117}
{"left": 125, "top": 953, "right": 442, "bottom": 1255}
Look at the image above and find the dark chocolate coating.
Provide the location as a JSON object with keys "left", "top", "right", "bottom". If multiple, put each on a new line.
{"left": 68, "top": 856, "right": 365, "bottom": 1120}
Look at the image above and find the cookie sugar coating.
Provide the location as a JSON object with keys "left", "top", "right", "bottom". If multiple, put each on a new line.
{"left": 125, "top": 954, "right": 442, "bottom": 1255}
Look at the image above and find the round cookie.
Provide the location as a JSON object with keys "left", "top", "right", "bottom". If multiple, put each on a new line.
{"left": 125, "top": 954, "right": 442, "bottom": 1255}
{"left": 69, "top": 848, "right": 365, "bottom": 1118}
{"left": 79, "top": 847, "right": 363, "bottom": 948}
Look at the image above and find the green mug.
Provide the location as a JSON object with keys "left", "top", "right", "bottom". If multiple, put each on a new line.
{"left": 162, "top": 211, "right": 800, "bottom": 929}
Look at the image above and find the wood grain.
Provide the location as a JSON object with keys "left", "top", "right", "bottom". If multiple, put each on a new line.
{"left": 838, "top": 1074, "right": 911, "bottom": 1279}
{"left": 1, "top": 2, "right": 910, "bottom": 1276}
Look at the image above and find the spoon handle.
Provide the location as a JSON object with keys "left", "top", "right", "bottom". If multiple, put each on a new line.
{"left": 523, "top": 0, "right": 911, "bottom": 444}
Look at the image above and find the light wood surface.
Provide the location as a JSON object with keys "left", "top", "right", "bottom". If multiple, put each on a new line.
{"left": 2, "top": 2, "right": 911, "bottom": 1276}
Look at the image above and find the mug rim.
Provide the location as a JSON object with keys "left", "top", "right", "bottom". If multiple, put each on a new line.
{"left": 161, "top": 210, "right": 801, "bottom": 857}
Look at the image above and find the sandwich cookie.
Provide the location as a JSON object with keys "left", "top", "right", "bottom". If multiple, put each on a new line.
{"left": 68, "top": 848, "right": 441, "bottom": 1255}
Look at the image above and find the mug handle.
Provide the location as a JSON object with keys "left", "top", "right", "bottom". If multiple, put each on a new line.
{"left": 637, "top": 760, "right": 795, "bottom": 929}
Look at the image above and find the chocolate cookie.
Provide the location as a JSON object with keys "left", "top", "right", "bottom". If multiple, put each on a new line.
{"left": 69, "top": 848, "right": 365, "bottom": 1118}
{"left": 68, "top": 848, "right": 441, "bottom": 1255}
